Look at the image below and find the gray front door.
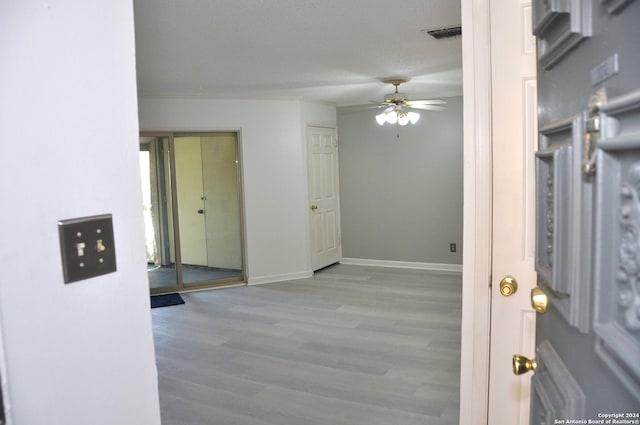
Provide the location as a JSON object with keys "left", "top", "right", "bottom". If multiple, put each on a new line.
{"left": 531, "top": 0, "right": 640, "bottom": 420}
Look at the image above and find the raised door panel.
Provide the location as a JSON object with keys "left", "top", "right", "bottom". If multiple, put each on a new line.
{"left": 535, "top": 114, "right": 593, "bottom": 332}
{"left": 530, "top": 340, "right": 585, "bottom": 425}
{"left": 601, "top": 0, "right": 636, "bottom": 14}
{"left": 593, "top": 89, "right": 640, "bottom": 400}
{"left": 532, "top": 0, "right": 592, "bottom": 69}
{"left": 309, "top": 134, "right": 324, "bottom": 202}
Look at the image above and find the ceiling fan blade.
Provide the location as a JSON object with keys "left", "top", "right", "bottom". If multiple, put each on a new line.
{"left": 406, "top": 104, "right": 447, "bottom": 111}
{"left": 405, "top": 99, "right": 447, "bottom": 106}
{"left": 367, "top": 105, "right": 395, "bottom": 113}
{"left": 339, "top": 104, "right": 384, "bottom": 111}
{"left": 339, "top": 101, "right": 392, "bottom": 111}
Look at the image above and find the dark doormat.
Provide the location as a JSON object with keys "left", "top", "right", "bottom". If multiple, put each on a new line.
{"left": 151, "top": 293, "right": 185, "bottom": 308}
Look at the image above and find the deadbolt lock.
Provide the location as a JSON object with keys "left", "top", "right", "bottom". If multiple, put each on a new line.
{"left": 513, "top": 354, "right": 537, "bottom": 375}
{"left": 499, "top": 276, "right": 518, "bottom": 296}
{"left": 531, "top": 287, "right": 549, "bottom": 313}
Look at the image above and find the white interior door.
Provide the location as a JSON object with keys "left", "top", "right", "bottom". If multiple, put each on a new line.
{"left": 488, "top": 0, "right": 538, "bottom": 424}
{"left": 307, "top": 126, "right": 341, "bottom": 271}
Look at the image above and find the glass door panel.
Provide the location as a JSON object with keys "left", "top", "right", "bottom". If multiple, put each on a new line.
{"left": 140, "top": 136, "right": 180, "bottom": 293}
{"left": 174, "top": 134, "right": 244, "bottom": 287}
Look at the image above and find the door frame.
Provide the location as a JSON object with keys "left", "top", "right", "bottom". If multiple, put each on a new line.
{"left": 140, "top": 132, "right": 183, "bottom": 295}
{"left": 460, "top": 0, "right": 496, "bottom": 424}
{"left": 140, "top": 130, "right": 249, "bottom": 294}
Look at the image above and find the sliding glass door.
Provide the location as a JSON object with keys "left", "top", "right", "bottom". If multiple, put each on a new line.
{"left": 139, "top": 132, "right": 244, "bottom": 294}
{"left": 140, "top": 136, "right": 179, "bottom": 293}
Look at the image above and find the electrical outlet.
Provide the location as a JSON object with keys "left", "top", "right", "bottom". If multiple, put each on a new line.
{"left": 450, "top": 243, "right": 457, "bottom": 253}
{"left": 58, "top": 214, "right": 116, "bottom": 283}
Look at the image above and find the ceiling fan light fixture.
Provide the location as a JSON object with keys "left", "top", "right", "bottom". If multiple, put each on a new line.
{"left": 375, "top": 109, "right": 421, "bottom": 126}
{"left": 385, "top": 111, "right": 398, "bottom": 124}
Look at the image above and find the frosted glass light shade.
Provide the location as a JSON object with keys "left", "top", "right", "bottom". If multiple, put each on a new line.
{"left": 374, "top": 109, "right": 421, "bottom": 126}
{"left": 385, "top": 111, "right": 398, "bottom": 124}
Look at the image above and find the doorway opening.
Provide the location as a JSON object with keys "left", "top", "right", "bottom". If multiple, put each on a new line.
{"left": 139, "top": 132, "right": 246, "bottom": 294}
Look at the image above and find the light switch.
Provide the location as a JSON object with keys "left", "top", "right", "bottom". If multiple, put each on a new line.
{"left": 58, "top": 214, "right": 116, "bottom": 283}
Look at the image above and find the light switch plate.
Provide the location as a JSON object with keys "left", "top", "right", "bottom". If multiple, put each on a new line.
{"left": 58, "top": 214, "right": 116, "bottom": 283}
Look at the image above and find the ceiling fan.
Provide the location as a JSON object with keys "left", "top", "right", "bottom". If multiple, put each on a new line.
{"left": 359, "top": 78, "right": 447, "bottom": 127}
{"left": 375, "top": 78, "right": 447, "bottom": 113}
{"left": 339, "top": 78, "right": 447, "bottom": 137}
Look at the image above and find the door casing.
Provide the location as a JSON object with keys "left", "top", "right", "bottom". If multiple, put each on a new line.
{"left": 460, "top": 0, "right": 495, "bottom": 423}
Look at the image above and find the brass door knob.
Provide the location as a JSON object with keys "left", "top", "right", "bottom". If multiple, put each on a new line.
{"left": 499, "top": 276, "right": 518, "bottom": 296}
{"left": 513, "top": 354, "right": 537, "bottom": 375}
{"left": 311, "top": 205, "right": 318, "bottom": 211}
{"left": 531, "top": 287, "right": 549, "bottom": 313}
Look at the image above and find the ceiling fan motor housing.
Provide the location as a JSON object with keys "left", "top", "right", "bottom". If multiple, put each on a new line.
{"left": 384, "top": 92, "right": 408, "bottom": 103}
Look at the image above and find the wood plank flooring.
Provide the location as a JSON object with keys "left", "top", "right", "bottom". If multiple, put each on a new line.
{"left": 152, "top": 264, "right": 462, "bottom": 425}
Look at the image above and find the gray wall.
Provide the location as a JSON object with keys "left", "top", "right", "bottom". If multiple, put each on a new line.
{"left": 337, "top": 96, "right": 463, "bottom": 265}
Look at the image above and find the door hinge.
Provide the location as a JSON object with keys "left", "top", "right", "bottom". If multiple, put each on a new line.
{"left": 583, "top": 87, "right": 607, "bottom": 177}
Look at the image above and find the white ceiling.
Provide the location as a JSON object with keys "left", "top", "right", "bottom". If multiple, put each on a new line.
{"left": 133, "top": 0, "right": 462, "bottom": 107}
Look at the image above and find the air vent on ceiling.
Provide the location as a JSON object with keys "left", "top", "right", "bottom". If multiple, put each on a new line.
{"left": 423, "top": 26, "right": 462, "bottom": 40}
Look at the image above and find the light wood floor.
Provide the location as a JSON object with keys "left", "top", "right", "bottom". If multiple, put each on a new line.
{"left": 152, "top": 264, "right": 462, "bottom": 425}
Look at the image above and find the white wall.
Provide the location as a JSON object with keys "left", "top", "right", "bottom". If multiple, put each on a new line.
{"left": 0, "top": 1, "right": 161, "bottom": 425}
{"left": 301, "top": 102, "right": 339, "bottom": 127}
{"left": 138, "top": 99, "right": 337, "bottom": 284}
{"left": 337, "top": 97, "right": 464, "bottom": 267}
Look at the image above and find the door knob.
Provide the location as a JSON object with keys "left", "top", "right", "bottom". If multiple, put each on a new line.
{"left": 197, "top": 209, "right": 204, "bottom": 214}
{"left": 499, "top": 276, "right": 518, "bottom": 296}
{"left": 512, "top": 354, "right": 537, "bottom": 375}
{"left": 531, "top": 287, "right": 549, "bottom": 313}
{"left": 311, "top": 205, "right": 318, "bottom": 211}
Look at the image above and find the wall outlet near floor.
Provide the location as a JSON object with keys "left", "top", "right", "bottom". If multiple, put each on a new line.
{"left": 58, "top": 214, "right": 116, "bottom": 283}
{"left": 450, "top": 243, "right": 457, "bottom": 253}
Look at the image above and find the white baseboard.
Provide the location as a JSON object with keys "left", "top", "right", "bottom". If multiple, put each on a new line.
{"left": 339, "top": 257, "right": 462, "bottom": 273}
{"left": 246, "top": 259, "right": 461, "bottom": 286}
{"left": 247, "top": 271, "right": 313, "bottom": 286}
